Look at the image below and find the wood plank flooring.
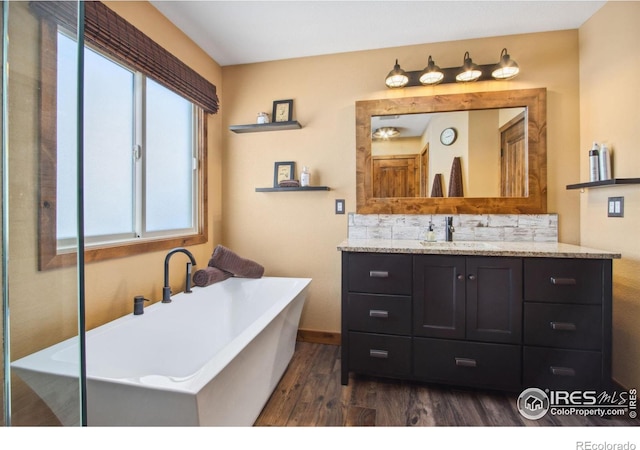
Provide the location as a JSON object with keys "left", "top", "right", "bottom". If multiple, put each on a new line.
{"left": 255, "top": 342, "right": 638, "bottom": 427}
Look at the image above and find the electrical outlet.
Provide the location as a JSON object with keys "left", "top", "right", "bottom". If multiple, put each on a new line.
{"left": 608, "top": 196, "right": 624, "bottom": 218}
{"left": 335, "top": 199, "right": 345, "bottom": 214}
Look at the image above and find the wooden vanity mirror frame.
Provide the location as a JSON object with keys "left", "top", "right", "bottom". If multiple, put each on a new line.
{"left": 356, "top": 88, "right": 547, "bottom": 214}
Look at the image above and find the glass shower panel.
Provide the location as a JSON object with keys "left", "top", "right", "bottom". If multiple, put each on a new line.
{"left": 1, "top": 0, "right": 5, "bottom": 427}
{"left": 3, "top": 1, "right": 83, "bottom": 426}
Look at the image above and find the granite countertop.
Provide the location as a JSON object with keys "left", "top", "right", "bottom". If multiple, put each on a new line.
{"left": 337, "top": 238, "right": 621, "bottom": 259}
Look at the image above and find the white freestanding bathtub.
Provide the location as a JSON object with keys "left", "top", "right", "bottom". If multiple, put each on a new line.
{"left": 12, "top": 276, "right": 311, "bottom": 426}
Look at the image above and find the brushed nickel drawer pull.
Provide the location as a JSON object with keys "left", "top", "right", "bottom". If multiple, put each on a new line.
{"left": 550, "top": 321, "right": 577, "bottom": 331}
{"left": 455, "top": 357, "right": 477, "bottom": 368}
{"left": 550, "top": 366, "right": 576, "bottom": 377}
{"left": 550, "top": 277, "right": 577, "bottom": 286}
{"left": 369, "top": 270, "right": 389, "bottom": 278}
{"left": 369, "top": 309, "right": 389, "bottom": 319}
{"left": 369, "top": 349, "right": 389, "bottom": 359}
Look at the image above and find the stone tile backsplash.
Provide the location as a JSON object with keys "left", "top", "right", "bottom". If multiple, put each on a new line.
{"left": 347, "top": 213, "right": 558, "bottom": 242}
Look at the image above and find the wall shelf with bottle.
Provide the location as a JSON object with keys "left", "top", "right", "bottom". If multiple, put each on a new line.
{"left": 255, "top": 186, "right": 330, "bottom": 192}
{"left": 229, "top": 121, "right": 302, "bottom": 134}
{"left": 566, "top": 178, "right": 640, "bottom": 190}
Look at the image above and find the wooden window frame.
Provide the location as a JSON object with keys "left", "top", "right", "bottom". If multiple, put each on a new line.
{"left": 38, "top": 20, "right": 208, "bottom": 271}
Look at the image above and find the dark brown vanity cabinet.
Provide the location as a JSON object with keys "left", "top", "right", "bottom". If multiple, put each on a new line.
{"left": 412, "top": 256, "right": 522, "bottom": 390}
{"left": 341, "top": 253, "right": 413, "bottom": 384}
{"left": 522, "top": 258, "right": 612, "bottom": 391}
{"left": 341, "top": 251, "right": 613, "bottom": 392}
{"left": 413, "top": 255, "right": 522, "bottom": 343}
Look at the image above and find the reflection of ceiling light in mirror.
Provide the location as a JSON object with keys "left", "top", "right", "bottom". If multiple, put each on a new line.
{"left": 372, "top": 127, "right": 400, "bottom": 140}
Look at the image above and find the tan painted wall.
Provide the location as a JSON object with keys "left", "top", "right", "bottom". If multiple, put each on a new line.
{"left": 579, "top": 1, "right": 640, "bottom": 389}
{"left": 9, "top": 1, "right": 223, "bottom": 363}
{"left": 468, "top": 109, "right": 501, "bottom": 197}
{"left": 222, "top": 30, "right": 582, "bottom": 335}
{"left": 428, "top": 111, "right": 469, "bottom": 195}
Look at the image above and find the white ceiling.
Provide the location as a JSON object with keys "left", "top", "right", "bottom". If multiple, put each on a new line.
{"left": 149, "top": 0, "right": 605, "bottom": 67}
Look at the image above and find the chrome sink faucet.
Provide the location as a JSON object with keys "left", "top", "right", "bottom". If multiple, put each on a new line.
{"left": 445, "top": 216, "right": 455, "bottom": 242}
{"left": 163, "top": 247, "right": 197, "bottom": 303}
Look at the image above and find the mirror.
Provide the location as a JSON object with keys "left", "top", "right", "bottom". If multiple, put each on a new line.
{"left": 356, "top": 88, "right": 547, "bottom": 214}
{"left": 371, "top": 107, "right": 526, "bottom": 198}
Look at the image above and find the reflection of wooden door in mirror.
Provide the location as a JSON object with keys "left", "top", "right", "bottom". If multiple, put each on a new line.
{"left": 420, "top": 144, "right": 429, "bottom": 197}
{"left": 373, "top": 155, "right": 419, "bottom": 197}
{"left": 500, "top": 113, "right": 526, "bottom": 197}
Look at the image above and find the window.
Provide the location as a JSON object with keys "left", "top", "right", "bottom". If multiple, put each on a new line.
{"left": 57, "top": 31, "right": 199, "bottom": 249}
{"left": 38, "top": 19, "right": 209, "bottom": 270}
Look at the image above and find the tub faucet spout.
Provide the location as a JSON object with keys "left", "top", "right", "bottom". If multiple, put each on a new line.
{"left": 163, "top": 247, "right": 197, "bottom": 303}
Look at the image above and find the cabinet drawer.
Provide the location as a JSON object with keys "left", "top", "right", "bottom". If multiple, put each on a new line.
{"left": 523, "top": 347, "right": 602, "bottom": 390}
{"left": 347, "top": 293, "right": 411, "bottom": 335}
{"left": 348, "top": 253, "right": 412, "bottom": 295}
{"left": 348, "top": 332, "right": 411, "bottom": 378}
{"left": 413, "top": 338, "right": 521, "bottom": 391}
{"left": 524, "top": 259, "right": 603, "bottom": 304}
{"left": 524, "top": 303, "right": 602, "bottom": 350}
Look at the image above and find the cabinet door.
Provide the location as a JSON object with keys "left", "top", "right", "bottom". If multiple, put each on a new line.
{"left": 466, "top": 257, "right": 522, "bottom": 344}
{"left": 413, "top": 255, "right": 465, "bottom": 339}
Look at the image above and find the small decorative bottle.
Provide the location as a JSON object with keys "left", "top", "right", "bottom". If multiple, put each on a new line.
{"left": 589, "top": 141, "right": 600, "bottom": 182}
{"left": 599, "top": 143, "right": 611, "bottom": 180}
{"left": 256, "top": 112, "right": 269, "bottom": 124}
{"left": 426, "top": 222, "right": 436, "bottom": 242}
{"left": 300, "top": 166, "right": 310, "bottom": 187}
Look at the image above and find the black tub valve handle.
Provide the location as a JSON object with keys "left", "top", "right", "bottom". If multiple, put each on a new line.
{"left": 133, "top": 295, "right": 150, "bottom": 315}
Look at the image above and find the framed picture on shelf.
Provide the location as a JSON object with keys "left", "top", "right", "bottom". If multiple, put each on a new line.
{"left": 274, "top": 161, "right": 296, "bottom": 187}
{"left": 272, "top": 99, "right": 293, "bottom": 123}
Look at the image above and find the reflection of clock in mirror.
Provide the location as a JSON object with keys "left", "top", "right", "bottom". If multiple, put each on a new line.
{"left": 440, "top": 127, "right": 457, "bottom": 146}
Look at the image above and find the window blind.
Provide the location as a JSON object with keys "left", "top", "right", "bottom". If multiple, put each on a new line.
{"left": 29, "top": 1, "right": 219, "bottom": 114}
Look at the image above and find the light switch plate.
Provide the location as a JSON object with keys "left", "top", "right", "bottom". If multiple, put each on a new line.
{"left": 608, "top": 196, "right": 624, "bottom": 218}
{"left": 335, "top": 199, "right": 345, "bottom": 214}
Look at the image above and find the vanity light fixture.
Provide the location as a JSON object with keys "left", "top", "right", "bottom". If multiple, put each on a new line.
{"left": 455, "top": 51, "right": 482, "bottom": 82}
{"left": 418, "top": 55, "right": 444, "bottom": 85}
{"left": 384, "top": 48, "right": 520, "bottom": 88}
{"left": 384, "top": 59, "right": 409, "bottom": 88}
{"left": 491, "top": 48, "right": 520, "bottom": 80}
{"left": 372, "top": 127, "right": 400, "bottom": 140}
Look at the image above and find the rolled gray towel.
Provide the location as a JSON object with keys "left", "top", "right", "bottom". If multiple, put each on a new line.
{"left": 193, "top": 266, "right": 232, "bottom": 287}
{"left": 208, "top": 245, "right": 265, "bottom": 278}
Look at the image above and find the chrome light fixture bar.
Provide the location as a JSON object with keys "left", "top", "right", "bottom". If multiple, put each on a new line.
{"left": 384, "top": 48, "right": 519, "bottom": 88}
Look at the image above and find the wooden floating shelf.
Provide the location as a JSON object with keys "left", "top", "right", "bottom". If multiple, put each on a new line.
{"left": 566, "top": 177, "right": 640, "bottom": 190}
{"left": 255, "top": 186, "right": 330, "bottom": 192}
{"left": 229, "top": 121, "right": 302, "bottom": 133}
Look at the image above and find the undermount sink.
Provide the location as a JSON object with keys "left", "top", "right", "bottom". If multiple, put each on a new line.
{"left": 419, "top": 241, "right": 500, "bottom": 250}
